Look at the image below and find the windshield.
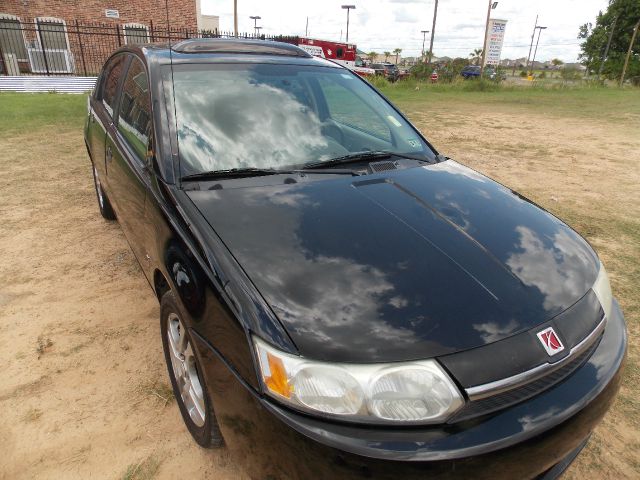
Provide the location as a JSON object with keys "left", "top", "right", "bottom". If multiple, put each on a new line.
{"left": 170, "top": 63, "right": 434, "bottom": 177}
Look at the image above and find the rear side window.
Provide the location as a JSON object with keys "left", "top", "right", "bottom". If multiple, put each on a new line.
{"left": 101, "top": 55, "right": 126, "bottom": 115}
{"left": 117, "top": 57, "right": 151, "bottom": 161}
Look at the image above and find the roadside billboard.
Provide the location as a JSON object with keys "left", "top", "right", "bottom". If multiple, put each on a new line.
{"left": 484, "top": 19, "right": 507, "bottom": 66}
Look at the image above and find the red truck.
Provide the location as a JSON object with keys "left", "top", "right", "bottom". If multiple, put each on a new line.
{"left": 297, "top": 37, "right": 375, "bottom": 78}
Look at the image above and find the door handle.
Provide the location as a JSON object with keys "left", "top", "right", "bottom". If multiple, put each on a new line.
{"left": 106, "top": 145, "right": 113, "bottom": 162}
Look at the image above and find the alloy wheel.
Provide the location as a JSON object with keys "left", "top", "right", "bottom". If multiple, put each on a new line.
{"left": 167, "top": 312, "right": 206, "bottom": 427}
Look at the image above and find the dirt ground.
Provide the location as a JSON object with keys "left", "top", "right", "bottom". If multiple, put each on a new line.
{"left": 0, "top": 93, "right": 638, "bottom": 479}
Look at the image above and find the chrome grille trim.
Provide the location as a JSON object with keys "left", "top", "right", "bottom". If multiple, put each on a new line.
{"left": 466, "top": 316, "right": 606, "bottom": 401}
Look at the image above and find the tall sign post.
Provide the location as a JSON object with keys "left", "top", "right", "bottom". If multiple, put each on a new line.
{"left": 483, "top": 19, "right": 508, "bottom": 68}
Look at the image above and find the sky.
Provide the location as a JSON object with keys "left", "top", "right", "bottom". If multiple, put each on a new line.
{"left": 200, "top": 0, "right": 610, "bottom": 62}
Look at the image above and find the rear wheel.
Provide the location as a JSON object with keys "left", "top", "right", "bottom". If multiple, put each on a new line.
{"left": 160, "top": 290, "right": 223, "bottom": 448}
{"left": 91, "top": 165, "right": 116, "bottom": 220}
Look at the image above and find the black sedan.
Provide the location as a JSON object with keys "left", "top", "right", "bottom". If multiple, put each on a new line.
{"left": 84, "top": 39, "right": 626, "bottom": 480}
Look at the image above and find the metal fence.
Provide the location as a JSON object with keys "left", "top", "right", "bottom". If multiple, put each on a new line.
{"left": 0, "top": 19, "right": 299, "bottom": 77}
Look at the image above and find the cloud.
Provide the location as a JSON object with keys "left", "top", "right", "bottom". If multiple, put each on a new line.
{"left": 394, "top": 8, "right": 419, "bottom": 24}
{"left": 201, "top": 0, "right": 609, "bottom": 72}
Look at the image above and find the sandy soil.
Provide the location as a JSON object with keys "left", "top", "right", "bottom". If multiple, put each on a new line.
{"left": 0, "top": 97, "right": 638, "bottom": 479}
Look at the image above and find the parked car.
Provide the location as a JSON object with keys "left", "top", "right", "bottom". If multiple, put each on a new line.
{"left": 84, "top": 38, "right": 626, "bottom": 480}
{"left": 461, "top": 65, "right": 505, "bottom": 81}
{"left": 461, "top": 65, "right": 481, "bottom": 78}
{"left": 371, "top": 62, "right": 400, "bottom": 82}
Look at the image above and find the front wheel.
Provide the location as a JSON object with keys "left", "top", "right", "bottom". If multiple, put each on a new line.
{"left": 160, "top": 290, "right": 224, "bottom": 448}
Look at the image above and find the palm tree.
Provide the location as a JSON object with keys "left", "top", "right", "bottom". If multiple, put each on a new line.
{"left": 469, "top": 48, "right": 483, "bottom": 66}
{"left": 393, "top": 48, "right": 402, "bottom": 65}
{"left": 368, "top": 51, "right": 378, "bottom": 63}
{"left": 384, "top": 51, "right": 391, "bottom": 62}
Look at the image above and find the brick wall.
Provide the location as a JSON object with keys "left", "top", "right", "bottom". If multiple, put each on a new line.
{"left": 1, "top": 0, "right": 197, "bottom": 30}
{"left": 0, "top": 0, "right": 199, "bottom": 75}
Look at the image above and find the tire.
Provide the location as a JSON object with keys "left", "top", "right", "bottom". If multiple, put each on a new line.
{"left": 91, "top": 164, "right": 116, "bottom": 220}
{"left": 160, "top": 290, "right": 224, "bottom": 448}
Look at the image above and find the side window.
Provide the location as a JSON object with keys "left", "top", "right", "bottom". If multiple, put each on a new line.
{"left": 117, "top": 57, "right": 151, "bottom": 162}
{"left": 0, "top": 15, "right": 28, "bottom": 62}
{"left": 318, "top": 77, "right": 391, "bottom": 142}
{"left": 123, "top": 24, "right": 150, "bottom": 45}
{"left": 101, "top": 55, "right": 126, "bottom": 116}
{"left": 36, "top": 18, "right": 69, "bottom": 50}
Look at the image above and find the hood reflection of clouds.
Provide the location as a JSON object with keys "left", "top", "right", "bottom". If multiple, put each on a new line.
{"left": 174, "top": 72, "right": 331, "bottom": 172}
{"left": 225, "top": 185, "right": 422, "bottom": 356}
{"left": 507, "top": 226, "right": 593, "bottom": 312}
{"left": 473, "top": 319, "right": 520, "bottom": 344}
{"left": 518, "top": 406, "right": 562, "bottom": 432}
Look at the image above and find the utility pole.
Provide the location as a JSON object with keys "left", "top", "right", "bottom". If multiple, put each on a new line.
{"left": 598, "top": 16, "right": 618, "bottom": 80}
{"left": 530, "top": 26, "right": 547, "bottom": 74}
{"left": 233, "top": 0, "right": 238, "bottom": 37}
{"left": 427, "top": 0, "right": 438, "bottom": 64}
{"left": 305, "top": 16, "right": 308, "bottom": 37}
{"left": 421, "top": 30, "right": 429, "bottom": 61}
{"left": 620, "top": 19, "right": 640, "bottom": 86}
{"left": 525, "top": 15, "right": 538, "bottom": 75}
{"left": 480, "top": 1, "right": 498, "bottom": 77}
{"left": 341, "top": 5, "right": 356, "bottom": 43}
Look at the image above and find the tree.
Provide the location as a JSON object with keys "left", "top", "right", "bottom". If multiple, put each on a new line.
{"left": 368, "top": 51, "right": 377, "bottom": 62}
{"left": 384, "top": 51, "right": 391, "bottom": 61}
{"left": 393, "top": 48, "right": 402, "bottom": 64}
{"left": 551, "top": 58, "right": 564, "bottom": 67}
{"left": 469, "top": 48, "right": 483, "bottom": 66}
{"left": 578, "top": 0, "right": 640, "bottom": 79}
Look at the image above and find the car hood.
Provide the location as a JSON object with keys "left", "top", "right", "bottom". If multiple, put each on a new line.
{"left": 187, "top": 160, "right": 599, "bottom": 362}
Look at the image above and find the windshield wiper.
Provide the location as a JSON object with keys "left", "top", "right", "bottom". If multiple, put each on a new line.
{"left": 302, "top": 151, "right": 429, "bottom": 170}
{"left": 181, "top": 167, "right": 292, "bottom": 182}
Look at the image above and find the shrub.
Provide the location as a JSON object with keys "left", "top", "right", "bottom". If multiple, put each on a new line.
{"left": 367, "top": 75, "right": 391, "bottom": 89}
{"left": 520, "top": 70, "right": 528, "bottom": 77}
{"left": 560, "top": 68, "right": 582, "bottom": 81}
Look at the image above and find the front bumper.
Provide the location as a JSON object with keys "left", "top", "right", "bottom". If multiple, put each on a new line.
{"left": 194, "top": 299, "right": 626, "bottom": 479}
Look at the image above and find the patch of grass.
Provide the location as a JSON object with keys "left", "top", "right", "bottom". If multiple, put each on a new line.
{"left": 36, "top": 335, "right": 53, "bottom": 359}
{"left": 61, "top": 339, "right": 93, "bottom": 357}
{"left": 138, "top": 380, "right": 174, "bottom": 406}
{"left": 0, "top": 92, "right": 86, "bottom": 135}
{"left": 379, "top": 81, "right": 640, "bottom": 125}
{"left": 121, "top": 455, "right": 161, "bottom": 480}
{"left": 22, "top": 407, "right": 43, "bottom": 422}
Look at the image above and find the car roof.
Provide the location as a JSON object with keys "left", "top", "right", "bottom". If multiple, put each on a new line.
{"left": 112, "top": 38, "right": 341, "bottom": 69}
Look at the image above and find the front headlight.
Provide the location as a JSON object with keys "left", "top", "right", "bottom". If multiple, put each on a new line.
{"left": 592, "top": 262, "right": 613, "bottom": 321}
{"left": 254, "top": 337, "right": 464, "bottom": 424}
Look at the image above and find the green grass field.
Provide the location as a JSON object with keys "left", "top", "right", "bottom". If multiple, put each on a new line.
{"left": 376, "top": 79, "right": 640, "bottom": 123}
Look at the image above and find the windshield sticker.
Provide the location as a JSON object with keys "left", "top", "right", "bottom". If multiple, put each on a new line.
{"left": 387, "top": 116, "right": 402, "bottom": 127}
{"left": 406, "top": 138, "right": 422, "bottom": 149}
